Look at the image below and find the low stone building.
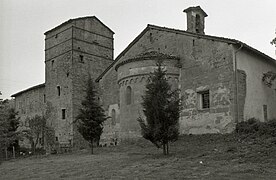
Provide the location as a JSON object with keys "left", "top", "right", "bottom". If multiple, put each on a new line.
{"left": 12, "top": 6, "right": 276, "bottom": 148}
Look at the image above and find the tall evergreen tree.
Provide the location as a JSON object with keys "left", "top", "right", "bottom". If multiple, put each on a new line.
{"left": 75, "top": 77, "right": 107, "bottom": 154}
{"left": 138, "top": 61, "right": 181, "bottom": 155}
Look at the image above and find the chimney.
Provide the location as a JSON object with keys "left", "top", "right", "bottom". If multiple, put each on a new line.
{"left": 183, "top": 6, "right": 208, "bottom": 34}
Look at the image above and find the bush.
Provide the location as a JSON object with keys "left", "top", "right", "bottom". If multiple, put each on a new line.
{"left": 236, "top": 118, "right": 276, "bottom": 137}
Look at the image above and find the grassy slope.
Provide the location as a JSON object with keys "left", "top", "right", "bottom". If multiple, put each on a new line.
{"left": 1, "top": 134, "right": 276, "bottom": 179}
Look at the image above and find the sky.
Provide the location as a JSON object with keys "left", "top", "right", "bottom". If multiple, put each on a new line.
{"left": 0, "top": 0, "right": 276, "bottom": 100}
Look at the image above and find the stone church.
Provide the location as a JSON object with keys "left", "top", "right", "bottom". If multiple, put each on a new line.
{"left": 12, "top": 6, "right": 276, "bottom": 148}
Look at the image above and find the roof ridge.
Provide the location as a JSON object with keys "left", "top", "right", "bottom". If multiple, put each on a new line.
{"left": 96, "top": 23, "right": 276, "bottom": 82}
{"left": 11, "top": 83, "right": 45, "bottom": 97}
{"left": 44, "top": 16, "right": 114, "bottom": 35}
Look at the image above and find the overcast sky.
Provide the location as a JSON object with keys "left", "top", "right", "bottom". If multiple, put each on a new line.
{"left": 0, "top": 0, "right": 276, "bottom": 100}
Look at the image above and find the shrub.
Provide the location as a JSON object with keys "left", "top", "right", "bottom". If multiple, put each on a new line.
{"left": 236, "top": 118, "right": 276, "bottom": 137}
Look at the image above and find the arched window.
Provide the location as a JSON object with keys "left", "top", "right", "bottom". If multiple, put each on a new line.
{"left": 126, "top": 86, "right": 132, "bottom": 105}
{"left": 111, "top": 109, "right": 116, "bottom": 125}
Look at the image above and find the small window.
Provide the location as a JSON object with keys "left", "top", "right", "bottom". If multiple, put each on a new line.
{"left": 198, "top": 90, "right": 210, "bottom": 109}
{"left": 126, "top": 86, "right": 132, "bottom": 105}
{"left": 79, "top": 55, "right": 84, "bottom": 63}
{"left": 57, "top": 86, "right": 61, "bottom": 96}
{"left": 55, "top": 137, "right": 58, "bottom": 141}
{"left": 43, "top": 94, "right": 46, "bottom": 103}
{"left": 263, "top": 105, "right": 268, "bottom": 122}
{"left": 51, "top": 60, "right": 54, "bottom": 67}
{"left": 195, "top": 14, "right": 201, "bottom": 33}
{"left": 111, "top": 109, "right": 116, "bottom": 125}
{"left": 62, "top": 109, "right": 66, "bottom": 119}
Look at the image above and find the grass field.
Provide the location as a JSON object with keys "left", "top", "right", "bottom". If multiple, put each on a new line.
{"left": 1, "top": 134, "right": 276, "bottom": 179}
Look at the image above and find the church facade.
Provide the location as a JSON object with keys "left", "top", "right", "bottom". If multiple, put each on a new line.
{"left": 12, "top": 6, "right": 276, "bottom": 149}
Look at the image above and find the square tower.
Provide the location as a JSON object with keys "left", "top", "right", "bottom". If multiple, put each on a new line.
{"left": 44, "top": 17, "right": 114, "bottom": 149}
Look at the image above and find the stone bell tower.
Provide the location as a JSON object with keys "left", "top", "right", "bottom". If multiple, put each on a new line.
{"left": 184, "top": 6, "right": 208, "bottom": 34}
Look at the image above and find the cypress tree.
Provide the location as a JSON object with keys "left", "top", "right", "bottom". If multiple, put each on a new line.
{"left": 138, "top": 61, "right": 181, "bottom": 155}
{"left": 75, "top": 77, "right": 107, "bottom": 154}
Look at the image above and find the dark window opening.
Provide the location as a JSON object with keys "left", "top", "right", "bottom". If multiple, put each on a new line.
{"left": 43, "top": 94, "right": 46, "bottom": 103}
{"left": 263, "top": 105, "right": 268, "bottom": 122}
{"left": 126, "top": 86, "right": 132, "bottom": 105}
{"left": 55, "top": 34, "right": 58, "bottom": 38}
{"left": 199, "top": 90, "right": 210, "bottom": 109}
{"left": 55, "top": 137, "right": 58, "bottom": 141}
{"left": 111, "top": 109, "right": 116, "bottom": 125}
{"left": 79, "top": 55, "right": 84, "bottom": 63}
{"left": 62, "top": 109, "right": 66, "bottom": 119}
{"left": 66, "top": 72, "right": 69, "bottom": 77}
{"left": 195, "top": 14, "right": 201, "bottom": 33}
{"left": 51, "top": 60, "right": 54, "bottom": 67}
{"left": 57, "top": 86, "right": 61, "bottom": 96}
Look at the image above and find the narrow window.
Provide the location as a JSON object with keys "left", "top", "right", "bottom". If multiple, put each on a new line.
{"left": 55, "top": 137, "right": 58, "bottom": 141}
{"left": 126, "top": 86, "right": 132, "bottom": 105}
{"left": 79, "top": 55, "right": 84, "bottom": 63}
{"left": 62, "top": 109, "right": 66, "bottom": 119}
{"left": 195, "top": 14, "right": 200, "bottom": 33}
{"left": 57, "top": 86, "right": 61, "bottom": 96}
{"left": 198, "top": 90, "right": 210, "bottom": 109}
{"left": 43, "top": 94, "right": 46, "bottom": 103}
{"left": 111, "top": 109, "right": 116, "bottom": 125}
{"left": 51, "top": 60, "right": 54, "bottom": 67}
{"left": 263, "top": 105, "right": 268, "bottom": 122}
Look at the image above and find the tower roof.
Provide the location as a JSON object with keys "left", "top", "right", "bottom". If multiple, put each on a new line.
{"left": 44, "top": 16, "right": 114, "bottom": 35}
{"left": 183, "top": 6, "right": 208, "bottom": 17}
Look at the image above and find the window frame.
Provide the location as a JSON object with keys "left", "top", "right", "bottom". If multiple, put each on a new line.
{"left": 198, "top": 90, "right": 210, "bottom": 110}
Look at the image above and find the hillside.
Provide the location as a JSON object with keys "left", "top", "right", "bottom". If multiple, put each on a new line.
{"left": 1, "top": 134, "right": 276, "bottom": 179}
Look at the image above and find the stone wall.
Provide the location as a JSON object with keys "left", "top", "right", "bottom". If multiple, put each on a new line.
{"left": 45, "top": 23, "right": 74, "bottom": 146}
{"left": 70, "top": 18, "right": 114, "bottom": 148}
{"left": 13, "top": 84, "right": 45, "bottom": 148}
{"left": 45, "top": 17, "right": 114, "bottom": 149}
{"left": 98, "top": 67, "right": 120, "bottom": 146}
{"left": 112, "top": 27, "right": 235, "bottom": 136}
{"left": 117, "top": 56, "right": 180, "bottom": 139}
{"left": 179, "top": 36, "right": 235, "bottom": 134}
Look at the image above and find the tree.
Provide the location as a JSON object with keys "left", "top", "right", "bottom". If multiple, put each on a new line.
{"left": 0, "top": 100, "right": 20, "bottom": 158}
{"left": 137, "top": 61, "right": 181, "bottom": 155}
{"left": 23, "top": 115, "right": 46, "bottom": 153}
{"left": 262, "top": 71, "right": 276, "bottom": 87}
{"left": 75, "top": 77, "right": 107, "bottom": 154}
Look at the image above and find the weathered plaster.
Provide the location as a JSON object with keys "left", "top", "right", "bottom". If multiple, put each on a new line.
{"left": 236, "top": 48, "right": 276, "bottom": 121}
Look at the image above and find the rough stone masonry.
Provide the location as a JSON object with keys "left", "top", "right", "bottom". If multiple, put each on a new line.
{"left": 12, "top": 6, "right": 276, "bottom": 149}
